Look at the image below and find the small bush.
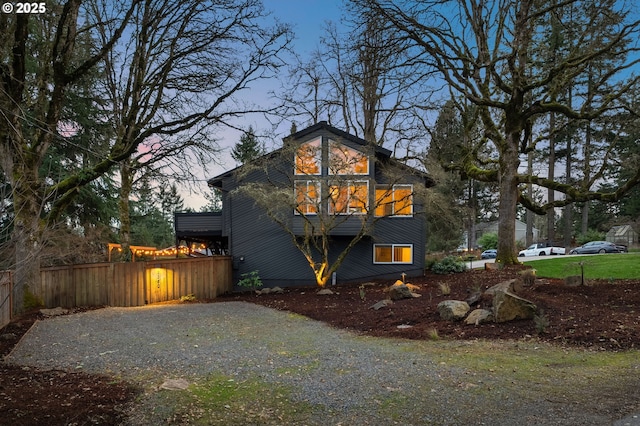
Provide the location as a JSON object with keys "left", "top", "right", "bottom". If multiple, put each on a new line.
{"left": 237, "top": 270, "right": 263, "bottom": 289}
{"left": 23, "top": 287, "right": 44, "bottom": 310}
{"left": 427, "top": 328, "right": 440, "bottom": 340}
{"left": 438, "top": 282, "right": 451, "bottom": 296}
{"left": 431, "top": 256, "right": 467, "bottom": 274}
{"left": 180, "top": 294, "right": 196, "bottom": 302}
{"left": 534, "top": 309, "right": 550, "bottom": 334}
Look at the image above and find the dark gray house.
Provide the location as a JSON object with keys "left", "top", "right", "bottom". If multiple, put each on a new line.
{"left": 176, "top": 122, "right": 430, "bottom": 288}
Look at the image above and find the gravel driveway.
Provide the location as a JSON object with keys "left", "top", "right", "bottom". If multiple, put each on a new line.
{"left": 6, "top": 302, "right": 639, "bottom": 425}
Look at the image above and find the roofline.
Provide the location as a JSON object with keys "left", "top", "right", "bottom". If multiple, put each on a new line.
{"left": 287, "top": 121, "right": 392, "bottom": 157}
{"left": 208, "top": 122, "right": 427, "bottom": 187}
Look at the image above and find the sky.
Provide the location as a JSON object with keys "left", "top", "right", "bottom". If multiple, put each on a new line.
{"left": 183, "top": 0, "right": 344, "bottom": 210}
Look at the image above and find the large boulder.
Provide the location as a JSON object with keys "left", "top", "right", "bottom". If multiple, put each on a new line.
{"left": 485, "top": 279, "right": 522, "bottom": 296}
{"left": 437, "top": 300, "right": 470, "bottom": 321}
{"left": 492, "top": 290, "right": 536, "bottom": 323}
{"left": 387, "top": 282, "right": 420, "bottom": 300}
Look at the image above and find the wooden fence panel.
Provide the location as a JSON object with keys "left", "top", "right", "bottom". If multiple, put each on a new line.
{"left": 0, "top": 271, "right": 12, "bottom": 329}
{"left": 35, "top": 257, "right": 232, "bottom": 309}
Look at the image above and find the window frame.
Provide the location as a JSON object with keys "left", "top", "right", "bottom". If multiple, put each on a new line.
{"left": 328, "top": 139, "right": 369, "bottom": 176}
{"left": 294, "top": 137, "right": 322, "bottom": 176}
{"left": 374, "top": 184, "right": 413, "bottom": 217}
{"left": 328, "top": 180, "right": 369, "bottom": 215}
{"left": 294, "top": 180, "right": 320, "bottom": 215}
{"left": 373, "top": 244, "right": 414, "bottom": 264}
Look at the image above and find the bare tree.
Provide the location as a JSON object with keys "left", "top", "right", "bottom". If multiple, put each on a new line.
{"left": 93, "top": 0, "right": 293, "bottom": 257}
{"left": 278, "top": 6, "right": 433, "bottom": 155}
{"left": 367, "top": 0, "right": 640, "bottom": 264}
{"left": 0, "top": 0, "right": 292, "bottom": 313}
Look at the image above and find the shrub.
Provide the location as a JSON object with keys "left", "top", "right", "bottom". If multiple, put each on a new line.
{"left": 576, "top": 229, "right": 605, "bottom": 246}
{"left": 431, "top": 256, "right": 467, "bottom": 274}
{"left": 237, "top": 270, "right": 263, "bottom": 289}
{"left": 534, "top": 309, "right": 550, "bottom": 334}
{"left": 477, "top": 232, "right": 498, "bottom": 250}
{"left": 438, "top": 282, "right": 451, "bottom": 296}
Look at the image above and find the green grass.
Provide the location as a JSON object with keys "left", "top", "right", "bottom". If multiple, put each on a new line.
{"left": 525, "top": 253, "right": 640, "bottom": 279}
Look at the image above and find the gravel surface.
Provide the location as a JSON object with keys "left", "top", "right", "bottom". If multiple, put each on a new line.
{"left": 5, "top": 302, "right": 636, "bottom": 425}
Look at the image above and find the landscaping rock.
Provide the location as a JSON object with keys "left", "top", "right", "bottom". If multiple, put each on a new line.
{"left": 388, "top": 283, "right": 415, "bottom": 300}
{"left": 485, "top": 279, "right": 521, "bottom": 296}
{"left": 464, "top": 309, "right": 494, "bottom": 325}
{"left": 370, "top": 299, "right": 393, "bottom": 310}
{"left": 466, "top": 290, "right": 482, "bottom": 306}
{"left": 492, "top": 290, "right": 536, "bottom": 323}
{"left": 39, "top": 307, "right": 69, "bottom": 317}
{"left": 437, "top": 300, "right": 470, "bottom": 321}
{"left": 159, "top": 378, "right": 190, "bottom": 390}
{"left": 317, "top": 289, "right": 335, "bottom": 295}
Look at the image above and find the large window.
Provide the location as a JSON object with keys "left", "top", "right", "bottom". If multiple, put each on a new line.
{"left": 329, "top": 181, "right": 369, "bottom": 214}
{"left": 375, "top": 184, "right": 413, "bottom": 216}
{"left": 295, "top": 138, "right": 321, "bottom": 175}
{"left": 328, "top": 140, "right": 369, "bottom": 175}
{"left": 295, "top": 180, "right": 319, "bottom": 215}
{"left": 373, "top": 244, "right": 413, "bottom": 264}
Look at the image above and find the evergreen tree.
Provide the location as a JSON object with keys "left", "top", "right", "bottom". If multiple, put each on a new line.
{"left": 231, "top": 127, "right": 264, "bottom": 164}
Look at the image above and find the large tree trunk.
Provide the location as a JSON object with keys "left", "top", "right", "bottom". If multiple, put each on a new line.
{"left": 118, "top": 163, "right": 133, "bottom": 261}
{"left": 546, "top": 112, "right": 556, "bottom": 243}
{"left": 12, "top": 164, "right": 43, "bottom": 314}
{"left": 496, "top": 133, "right": 521, "bottom": 265}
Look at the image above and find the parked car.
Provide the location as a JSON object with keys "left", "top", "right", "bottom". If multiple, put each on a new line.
{"left": 481, "top": 249, "right": 497, "bottom": 259}
{"left": 615, "top": 244, "right": 629, "bottom": 253}
{"left": 569, "top": 241, "right": 621, "bottom": 254}
{"left": 518, "top": 242, "right": 566, "bottom": 257}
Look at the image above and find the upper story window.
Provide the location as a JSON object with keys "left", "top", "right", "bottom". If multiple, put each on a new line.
{"left": 329, "top": 180, "right": 369, "bottom": 215}
{"left": 295, "top": 138, "right": 321, "bottom": 175}
{"left": 295, "top": 180, "right": 319, "bottom": 215}
{"left": 328, "top": 140, "right": 369, "bottom": 175}
{"left": 375, "top": 184, "right": 413, "bottom": 217}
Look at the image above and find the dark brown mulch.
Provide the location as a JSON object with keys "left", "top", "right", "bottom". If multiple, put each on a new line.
{"left": 0, "top": 308, "right": 140, "bottom": 426}
{"left": 220, "top": 266, "right": 640, "bottom": 351}
{"left": 1, "top": 265, "right": 639, "bottom": 424}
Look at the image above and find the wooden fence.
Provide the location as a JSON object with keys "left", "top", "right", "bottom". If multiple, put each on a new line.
{"left": 0, "top": 257, "right": 232, "bottom": 328}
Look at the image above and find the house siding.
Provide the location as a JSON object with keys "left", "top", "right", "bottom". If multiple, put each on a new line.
{"left": 207, "top": 122, "right": 428, "bottom": 288}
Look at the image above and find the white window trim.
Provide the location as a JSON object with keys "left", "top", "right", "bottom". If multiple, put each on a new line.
{"left": 375, "top": 184, "right": 414, "bottom": 217}
{"left": 328, "top": 180, "right": 369, "bottom": 215}
{"left": 294, "top": 180, "right": 320, "bottom": 215}
{"left": 373, "top": 244, "right": 414, "bottom": 264}
{"left": 294, "top": 137, "right": 322, "bottom": 176}
{"left": 328, "top": 139, "right": 370, "bottom": 176}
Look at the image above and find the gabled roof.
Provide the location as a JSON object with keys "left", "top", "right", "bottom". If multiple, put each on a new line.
{"left": 208, "top": 121, "right": 428, "bottom": 188}
{"left": 289, "top": 121, "right": 392, "bottom": 157}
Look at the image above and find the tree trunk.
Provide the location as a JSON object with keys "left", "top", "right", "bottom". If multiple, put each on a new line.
{"left": 118, "top": 163, "right": 133, "bottom": 261}
{"left": 496, "top": 133, "right": 521, "bottom": 265}
{"left": 12, "top": 164, "right": 43, "bottom": 314}
{"left": 526, "top": 150, "right": 534, "bottom": 246}
{"left": 546, "top": 112, "right": 556, "bottom": 244}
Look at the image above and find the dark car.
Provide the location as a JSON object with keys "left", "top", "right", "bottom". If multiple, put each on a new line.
{"left": 481, "top": 249, "right": 497, "bottom": 259}
{"left": 569, "top": 241, "right": 621, "bottom": 254}
{"left": 615, "top": 244, "right": 629, "bottom": 253}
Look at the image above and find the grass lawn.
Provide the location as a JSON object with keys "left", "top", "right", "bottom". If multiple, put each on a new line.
{"left": 525, "top": 253, "right": 640, "bottom": 280}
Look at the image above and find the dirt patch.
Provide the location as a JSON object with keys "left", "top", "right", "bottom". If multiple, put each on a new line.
{"left": 1, "top": 265, "right": 639, "bottom": 424}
